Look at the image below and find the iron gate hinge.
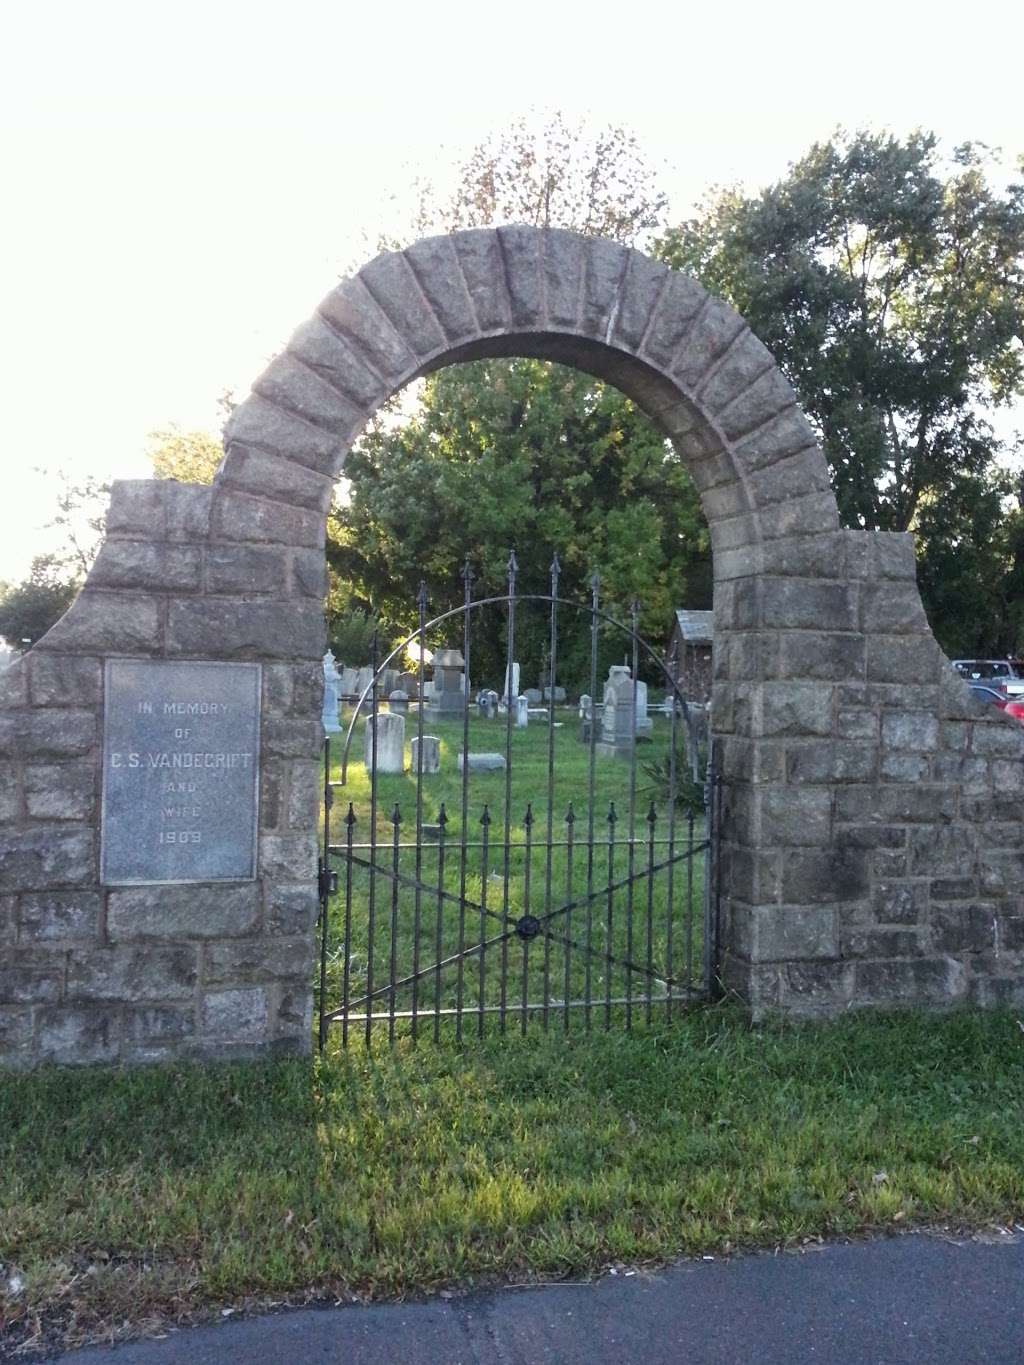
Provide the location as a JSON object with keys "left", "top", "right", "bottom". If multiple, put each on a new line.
{"left": 318, "top": 864, "right": 338, "bottom": 900}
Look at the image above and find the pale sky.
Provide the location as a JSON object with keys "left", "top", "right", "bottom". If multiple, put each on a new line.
{"left": 0, "top": 0, "right": 1021, "bottom": 582}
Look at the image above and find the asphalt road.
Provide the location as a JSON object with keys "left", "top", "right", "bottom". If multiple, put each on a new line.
{"left": 47, "top": 1232, "right": 1024, "bottom": 1364}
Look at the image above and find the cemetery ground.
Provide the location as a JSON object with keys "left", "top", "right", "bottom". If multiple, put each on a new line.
{"left": 4, "top": 718, "right": 1024, "bottom": 1355}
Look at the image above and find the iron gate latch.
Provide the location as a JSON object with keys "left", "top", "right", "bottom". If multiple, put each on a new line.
{"left": 318, "top": 860, "right": 338, "bottom": 900}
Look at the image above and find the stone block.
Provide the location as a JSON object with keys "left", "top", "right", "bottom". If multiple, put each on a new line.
{"left": 0, "top": 657, "right": 28, "bottom": 706}
{"left": 746, "top": 449, "right": 832, "bottom": 512}
{"left": 931, "top": 754, "right": 990, "bottom": 790}
{"left": 970, "top": 720, "right": 1024, "bottom": 758}
{"left": 452, "top": 230, "right": 513, "bottom": 333}
{"left": 36, "top": 591, "right": 160, "bottom": 654}
{"left": 745, "top": 904, "right": 838, "bottom": 962}
{"left": 264, "top": 717, "right": 324, "bottom": 759}
{"left": 612, "top": 250, "right": 670, "bottom": 351}
{"left": 874, "top": 881, "right": 928, "bottom": 923}
{"left": 0, "top": 1007, "right": 32, "bottom": 1054}
{"left": 931, "top": 904, "right": 995, "bottom": 954}
{"left": 166, "top": 598, "right": 325, "bottom": 661}
{"left": 107, "top": 884, "right": 261, "bottom": 940}
{"left": 287, "top": 313, "right": 389, "bottom": 408}
{"left": 259, "top": 832, "right": 318, "bottom": 881}
{"left": 733, "top": 404, "right": 819, "bottom": 471}
{"left": 758, "top": 786, "right": 832, "bottom": 846}
{"left": 0, "top": 949, "right": 65, "bottom": 1003}
{"left": 265, "top": 883, "right": 318, "bottom": 936}
{"left": 762, "top": 491, "right": 840, "bottom": 539}
{"left": 104, "top": 480, "right": 168, "bottom": 538}
{"left": 24, "top": 762, "right": 95, "bottom": 820}
{"left": 205, "top": 545, "right": 289, "bottom": 595}
{"left": 700, "top": 329, "right": 777, "bottom": 417}
{"left": 854, "top": 957, "right": 967, "bottom": 1006}
{"left": 124, "top": 1005, "right": 195, "bottom": 1041}
{"left": 163, "top": 483, "right": 213, "bottom": 540}
{"left": 980, "top": 851, "right": 1024, "bottom": 896}
{"left": 991, "top": 759, "right": 1024, "bottom": 794}
{"left": 0, "top": 826, "right": 95, "bottom": 890}
{"left": 908, "top": 826, "right": 976, "bottom": 876}
{"left": 291, "top": 548, "right": 328, "bottom": 599}
{"left": 67, "top": 946, "right": 197, "bottom": 1001}
{"left": 860, "top": 581, "right": 929, "bottom": 634}
{"left": 496, "top": 225, "right": 545, "bottom": 328}
{"left": 761, "top": 579, "right": 857, "bottom": 632}
{"left": 287, "top": 763, "right": 320, "bottom": 828}
{"left": 871, "top": 532, "right": 918, "bottom": 580}
{"left": 0, "top": 767, "right": 17, "bottom": 823}
{"left": 781, "top": 848, "right": 868, "bottom": 904}
{"left": 835, "top": 824, "right": 906, "bottom": 850}
{"left": 0, "top": 896, "right": 14, "bottom": 941}
{"left": 355, "top": 249, "right": 452, "bottom": 361}
{"left": 786, "top": 742, "right": 876, "bottom": 783}
{"left": 254, "top": 352, "right": 364, "bottom": 434}
{"left": 841, "top": 927, "right": 922, "bottom": 958}
{"left": 880, "top": 753, "right": 930, "bottom": 782}
{"left": 0, "top": 709, "right": 96, "bottom": 758}
{"left": 410, "top": 735, "right": 441, "bottom": 774}
{"left": 404, "top": 234, "right": 477, "bottom": 342}
{"left": 29, "top": 654, "right": 101, "bottom": 706}
{"left": 220, "top": 445, "right": 334, "bottom": 513}
{"left": 836, "top": 710, "right": 878, "bottom": 742}
{"left": 19, "top": 891, "right": 101, "bottom": 941}
{"left": 36, "top": 1006, "right": 120, "bottom": 1064}
{"left": 779, "top": 632, "right": 865, "bottom": 682}
{"left": 835, "top": 785, "right": 956, "bottom": 825}
{"left": 866, "top": 635, "right": 942, "bottom": 683}
{"left": 722, "top": 847, "right": 781, "bottom": 903}
{"left": 210, "top": 489, "right": 324, "bottom": 549}
{"left": 780, "top": 961, "right": 855, "bottom": 1013}
{"left": 580, "top": 237, "right": 628, "bottom": 336}
{"left": 89, "top": 541, "right": 202, "bottom": 592}
{"left": 204, "top": 937, "right": 311, "bottom": 985}
{"left": 673, "top": 298, "right": 745, "bottom": 391}
{"left": 224, "top": 393, "right": 341, "bottom": 472}
{"left": 881, "top": 710, "right": 939, "bottom": 752}
{"left": 758, "top": 683, "right": 833, "bottom": 738}
{"left": 759, "top": 532, "right": 846, "bottom": 580}
{"left": 640, "top": 270, "right": 706, "bottom": 369}
{"left": 201, "top": 986, "right": 270, "bottom": 1038}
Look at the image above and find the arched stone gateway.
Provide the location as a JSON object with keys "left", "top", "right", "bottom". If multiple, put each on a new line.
{"left": 2, "top": 227, "right": 1022, "bottom": 1066}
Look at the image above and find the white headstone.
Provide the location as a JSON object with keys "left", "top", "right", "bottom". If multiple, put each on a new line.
{"left": 503, "top": 660, "right": 521, "bottom": 705}
{"left": 363, "top": 712, "right": 405, "bottom": 774}
{"left": 411, "top": 735, "right": 440, "bottom": 774}
{"left": 515, "top": 695, "right": 529, "bottom": 728}
{"left": 322, "top": 651, "right": 342, "bottom": 734}
{"left": 457, "top": 752, "right": 507, "bottom": 772}
{"left": 635, "top": 680, "right": 652, "bottom": 736}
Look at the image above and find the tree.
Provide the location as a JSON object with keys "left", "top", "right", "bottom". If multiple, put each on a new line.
{"left": 0, "top": 555, "right": 80, "bottom": 651}
{"left": 657, "top": 132, "right": 1024, "bottom": 535}
{"left": 332, "top": 117, "right": 706, "bottom": 684}
{"left": 330, "top": 358, "right": 709, "bottom": 684}
{"left": 147, "top": 424, "right": 222, "bottom": 484}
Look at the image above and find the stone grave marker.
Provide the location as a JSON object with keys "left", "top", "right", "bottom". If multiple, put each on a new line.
{"left": 363, "top": 711, "right": 405, "bottom": 774}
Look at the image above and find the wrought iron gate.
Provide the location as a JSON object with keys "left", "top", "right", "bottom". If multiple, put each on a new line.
{"left": 316, "top": 556, "right": 721, "bottom": 1048}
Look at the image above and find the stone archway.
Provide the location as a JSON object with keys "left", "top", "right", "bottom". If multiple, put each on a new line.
{"left": 2, "top": 226, "right": 1021, "bottom": 1067}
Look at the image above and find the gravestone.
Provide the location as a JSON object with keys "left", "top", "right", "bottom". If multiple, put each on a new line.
{"left": 427, "top": 647, "right": 468, "bottom": 717}
{"left": 502, "top": 661, "right": 520, "bottom": 706}
{"left": 515, "top": 695, "right": 529, "bottom": 728}
{"left": 337, "top": 665, "right": 360, "bottom": 698}
{"left": 101, "top": 660, "right": 261, "bottom": 884}
{"left": 542, "top": 686, "right": 567, "bottom": 703}
{"left": 457, "top": 752, "right": 506, "bottom": 773}
{"left": 410, "top": 735, "right": 440, "bottom": 774}
{"left": 389, "top": 689, "right": 409, "bottom": 716}
{"left": 322, "top": 651, "right": 342, "bottom": 734}
{"left": 524, "top": 688, "right": 542, "bottom": 705}
{"left": 596, "top": 665, "right": 636, "bottom": 758}
{"left": 363, "top": 712, "right": 405, "bottom": 775}
{"left": 397, "top": 671, "right": 420, "bottom": 699}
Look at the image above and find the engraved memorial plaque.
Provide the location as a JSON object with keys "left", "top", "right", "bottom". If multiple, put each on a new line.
{"left": 101, "top": 660, "right": 262, "bottom": 884}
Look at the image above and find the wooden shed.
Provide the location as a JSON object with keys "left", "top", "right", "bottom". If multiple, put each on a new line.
{"left": 667, "top": 608, "right": 714, "bottom": 703}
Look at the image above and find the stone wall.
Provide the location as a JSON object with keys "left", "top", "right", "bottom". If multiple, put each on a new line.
{"left": 0, "top": 481, "right": 323, "bottom": 1065}
{"left": 2, "top": 224, "right": 1023, "bottom": 1066}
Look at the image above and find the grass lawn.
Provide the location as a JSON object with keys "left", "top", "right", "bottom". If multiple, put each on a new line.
{"left": 4, "top": 1007, "right": 1024, "bottom": 1354}
{"left": 319, "top": 705, "right": 709, "bottom": 1044}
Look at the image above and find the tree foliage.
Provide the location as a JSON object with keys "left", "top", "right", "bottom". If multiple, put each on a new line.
{"left": 658, "top": 132, "right": 1024, "bottom": 535}
{"left": 0, "top": 556, "right": 80, "bottom": 651}
{"left": 147, "top": 425, "right": 222, "bottom": 484}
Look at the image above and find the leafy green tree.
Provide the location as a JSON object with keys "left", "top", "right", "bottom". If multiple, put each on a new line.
{"left": 331, "top": 358, "right": 709, "bottom": 684}
{"left": 147, "top": 425, "right": 222, "bottom": 484}
{"left": 657, "top": 132, "right": 1024, "bottom": 535}
{"left": 0, "top": 556, "right": 80, "bottom": 651}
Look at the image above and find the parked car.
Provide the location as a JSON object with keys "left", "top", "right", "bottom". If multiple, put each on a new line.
{"left": 967, "top": 683, "right": 1024, "bottom": 726}
{"left": 953, "top": 659, "right": 1024, "bottom": 697}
